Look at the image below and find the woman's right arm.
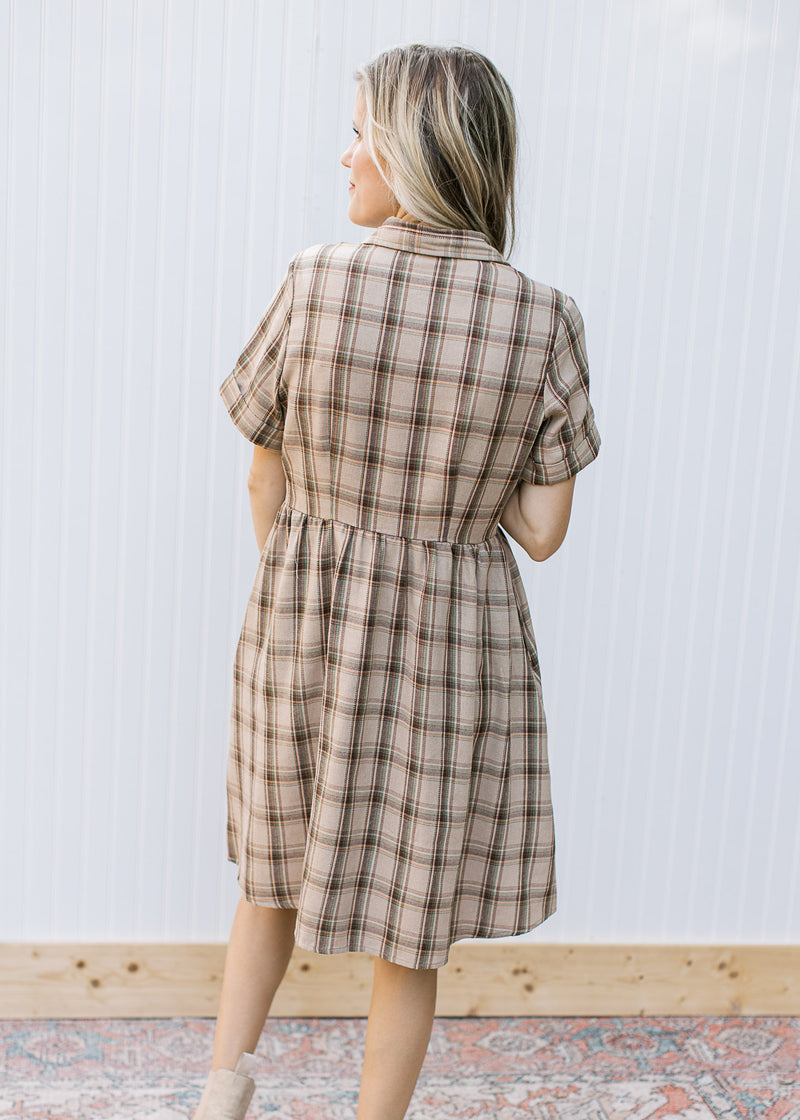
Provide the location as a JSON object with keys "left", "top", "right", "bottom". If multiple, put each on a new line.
{"left": 498, "top": 475, "right": 576, "bottom": 561}
{"left": 247, "top": 445, "right": 287, "bottom": 553}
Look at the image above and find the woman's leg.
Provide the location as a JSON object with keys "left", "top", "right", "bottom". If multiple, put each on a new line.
{"left": 210, "top": 896, "right": 297, "bottom": 1071}
{"left": 356, "top": 956, "right": 438, "bottom": 1120}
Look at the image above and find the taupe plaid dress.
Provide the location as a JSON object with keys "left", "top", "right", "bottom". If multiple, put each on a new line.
{"left": 219, "top": 217, "right": 601, "bottom": 970}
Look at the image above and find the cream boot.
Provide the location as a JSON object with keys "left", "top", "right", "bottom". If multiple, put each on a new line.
{"left": 191, "top": 1050, "right": 258, "bottom": 1120}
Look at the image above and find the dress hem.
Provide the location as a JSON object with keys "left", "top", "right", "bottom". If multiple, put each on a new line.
{"left": 291, "top": 903, "right": 557, "bottom": 970}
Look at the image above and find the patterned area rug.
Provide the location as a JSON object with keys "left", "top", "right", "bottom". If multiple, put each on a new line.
{"left": 0, "top": 1016, "right": 798, "bottom": 1118}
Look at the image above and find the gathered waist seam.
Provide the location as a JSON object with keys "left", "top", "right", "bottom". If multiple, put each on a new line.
{"left": 278, "top": 501, "right": 498, "bottom": 548}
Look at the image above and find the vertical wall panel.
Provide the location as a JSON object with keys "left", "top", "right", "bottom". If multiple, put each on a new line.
{"left": 0, "top": 0, "right": 798, "bottom": 945}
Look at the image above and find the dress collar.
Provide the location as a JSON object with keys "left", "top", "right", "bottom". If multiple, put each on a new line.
{"left": 361, "top": 217, "right": 506, "bottom": 262}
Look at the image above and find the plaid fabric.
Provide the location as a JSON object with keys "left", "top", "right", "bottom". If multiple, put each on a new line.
{"left": 219, "top": 217, "right": 601, "bottom": 969}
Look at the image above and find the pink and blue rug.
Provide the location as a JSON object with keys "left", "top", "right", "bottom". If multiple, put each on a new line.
{"left": 0, "top": 1016, "right": 798, "bottom": 1118}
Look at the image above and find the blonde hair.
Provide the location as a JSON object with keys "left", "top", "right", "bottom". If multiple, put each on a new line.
{"left": 353, "top": 44, "right": 518, "bottom": 257}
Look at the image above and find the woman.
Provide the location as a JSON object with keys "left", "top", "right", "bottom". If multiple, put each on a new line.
{"left": 194, "top": 42, "right": 601, "bottom": 1120}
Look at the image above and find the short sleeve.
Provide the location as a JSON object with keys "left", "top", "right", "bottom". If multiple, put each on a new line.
{"left": 519, "top": 295, "right": 602, "bottom": 485}
{"left": 218, "top": 259, "right": 295, "bottom": 450}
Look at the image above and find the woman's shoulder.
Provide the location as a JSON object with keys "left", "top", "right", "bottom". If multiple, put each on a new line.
{"left": 288, "top": 238, "right": 365, "bottom": 270}
{"left": 499, "top": 260, "right": 578, "bottom": 314}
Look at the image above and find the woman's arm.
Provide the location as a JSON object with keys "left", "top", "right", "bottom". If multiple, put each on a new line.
{"left": 498, "top": 475, "right": 576, "bottom": 561}
{"left": 247, "top": 446, "right": 287, "bottom": 551}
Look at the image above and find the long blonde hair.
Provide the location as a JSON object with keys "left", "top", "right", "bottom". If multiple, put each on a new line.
{"left": 353, "top": 44, "right": 518, "bottom": 257}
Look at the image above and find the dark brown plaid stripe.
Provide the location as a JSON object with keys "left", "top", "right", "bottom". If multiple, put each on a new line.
{"left": 219, "top": 218, "right": 600, "bottom": 969}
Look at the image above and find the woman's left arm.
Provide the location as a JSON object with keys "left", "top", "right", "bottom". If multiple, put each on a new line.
{"left": 499, "top": 475, "right": 576, "bottom": 561}
{"left": 247, "top": 446, "right": 287, "bottom": 551}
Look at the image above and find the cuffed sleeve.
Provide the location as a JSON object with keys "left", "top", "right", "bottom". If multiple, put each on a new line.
{"left": 519, "top": 294, "right": 601, "bottom": 485}
{"left": 218, "top": 259, "right": 295, "bottom": 449}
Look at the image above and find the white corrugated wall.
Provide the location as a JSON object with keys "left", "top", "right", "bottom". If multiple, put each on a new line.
{"left": 1, "top": 0, "right": 798, "bottom": 945}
